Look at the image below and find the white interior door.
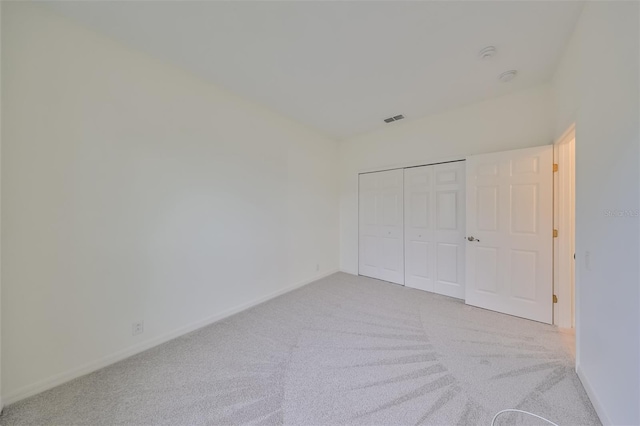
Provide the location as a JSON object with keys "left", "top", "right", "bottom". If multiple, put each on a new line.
{"left": 465, "top": 145, "right": 553, "bottom": 323}
{"left": 404, "top": 162, "right": 465, "bottom": 298}
{"left": 404, "top": 166, "right": 435, "bottom": 291}
{"left": 433, "top": 162, "right": 466, "bottom": 298}
{"left": 358, "top": 169, "right": 404, "bottom": 285}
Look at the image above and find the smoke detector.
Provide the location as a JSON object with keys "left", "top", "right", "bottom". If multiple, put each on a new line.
{"left": 478, "top": 46, "right": 496, "bottom": 60}
{"left": 498, "top": 70, "right": 518, "bottom": 83}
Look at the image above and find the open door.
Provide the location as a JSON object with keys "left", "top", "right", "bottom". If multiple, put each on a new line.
{"left": 465, "top": 146, "right": 553, "bottom": 323}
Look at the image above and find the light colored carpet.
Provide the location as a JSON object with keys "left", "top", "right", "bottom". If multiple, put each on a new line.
{"left": 2, "top": 272, "right": 599, "bottom": 425}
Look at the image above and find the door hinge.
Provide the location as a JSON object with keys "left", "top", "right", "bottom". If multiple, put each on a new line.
{"left": 553, "top": 229, "right": 558, "bottom": 238}
{"left": 553, "top": 294, "right": 558, "bottom": 303}
{"left": 553, "top": 163, "right": 558, "bottom": 172}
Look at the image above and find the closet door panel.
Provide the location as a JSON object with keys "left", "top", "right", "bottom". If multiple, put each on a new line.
{"left": 433, "top": 162, "right": 466, "bottom": 299}
{"left": 404, "top": 166, "right": 435, "bottom": 291}
{"left": 405, "top": 162, "right": 465, "bottom": 298}
{"left": 358, "top": 169, "right": 404, "bottom": 285}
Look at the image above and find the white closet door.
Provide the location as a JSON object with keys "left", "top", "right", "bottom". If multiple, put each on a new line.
{"left": 404, "top": 162, "right": 465, "bottom": 298}
{"left": 403, "top": 166, "right": 435, "bottom": 291}
{"left": 358, "top": 169, "right": 404, "bottom": 285}
{"left": 433, "top": 162, "right": 466, "bottom": 298}
{"left": 465, "top": 146, "right": 553, "bottom": 323}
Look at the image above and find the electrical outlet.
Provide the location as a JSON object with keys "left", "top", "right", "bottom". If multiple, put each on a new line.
{"left": 132, "top": 321, "right": 144, "bottom": 336}
{"left": 316, "top": 263, "right": 320, "bottom": 272}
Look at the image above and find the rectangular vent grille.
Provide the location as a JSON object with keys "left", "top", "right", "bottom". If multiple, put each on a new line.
{"left": 384, "top": 114, "right": 405, "bottom": 123}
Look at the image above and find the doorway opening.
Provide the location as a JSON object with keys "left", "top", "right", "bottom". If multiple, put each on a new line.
{"left": 553, "top": 124, "right": 576, "bottom": 329}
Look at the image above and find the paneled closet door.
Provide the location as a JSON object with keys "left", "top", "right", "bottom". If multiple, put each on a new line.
{"left": 404, "top": 162, "right": 465, "bottom": 298}
{"left": 404, "top": 166, "right": 435, "bottom": 291}
{"left": 358, "top": 169, "right": 404, "bottom": 285}
{"left": 432, "top": 162, "right": 466, "bottom": 299}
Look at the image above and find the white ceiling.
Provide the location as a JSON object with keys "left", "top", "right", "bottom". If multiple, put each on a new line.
{"left": 41, "top": 1, "right": 583, "bottom": 140}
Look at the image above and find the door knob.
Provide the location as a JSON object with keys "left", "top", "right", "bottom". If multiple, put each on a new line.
{"left": 467, "top": 236, "right": 480, "bottom": 242}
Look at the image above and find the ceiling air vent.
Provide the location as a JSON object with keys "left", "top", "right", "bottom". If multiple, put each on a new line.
{"left": 384, "top": 114, "right": 405, "bottom": 123}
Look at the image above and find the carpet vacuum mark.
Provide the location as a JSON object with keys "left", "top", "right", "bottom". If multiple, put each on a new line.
{"left": 2, "top": 273, "right": 600, "bottom": 425}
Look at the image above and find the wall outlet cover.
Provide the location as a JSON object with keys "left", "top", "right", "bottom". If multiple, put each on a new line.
{"left": 132, "top": 321, "right": 144, "bottom": 336}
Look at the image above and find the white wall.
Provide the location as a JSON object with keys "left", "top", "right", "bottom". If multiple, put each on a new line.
{"left": 1, "top": 3, "right": 338, "bottom": 403}
{"left": 0, "top": 0, "right": 3, "bottom": 412}
{"left": 339, "top": 85, "right": 554, "bottom": 273}
{"left": 552, "top": 2, "right": 639, "bottom": 424}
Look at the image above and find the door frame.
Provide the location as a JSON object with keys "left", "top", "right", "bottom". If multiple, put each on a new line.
{"left": 553, "top": 124, "right": 576, "bottom": 328}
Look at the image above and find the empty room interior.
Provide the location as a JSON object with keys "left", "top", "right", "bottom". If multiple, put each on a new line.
{"left": 0, "top": 1, "right": 639, "bottom": 425}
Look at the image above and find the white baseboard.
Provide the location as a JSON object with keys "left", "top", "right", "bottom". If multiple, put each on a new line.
{"left": 576, "top": 363, "right": 610, "bottom": 425}
{"left": 3, "top": 269, "right": 339, "bottom": 406}
{"left": 339, "top": 268, "right": 358, "bottom": 276}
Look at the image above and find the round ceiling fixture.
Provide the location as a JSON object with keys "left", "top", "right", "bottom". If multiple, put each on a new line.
{"left": 478, "top": 46, "right": 496, "bottom": 60}
{"left": 498, "top": 70, "right": 518, "bottom": 83}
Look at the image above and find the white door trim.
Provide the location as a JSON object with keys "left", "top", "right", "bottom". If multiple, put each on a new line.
{"left": 355, "top": 156, "right": 466, "bottom": 176}
{"left": 553, "top": 124, "right": 576, "bottom": 328}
